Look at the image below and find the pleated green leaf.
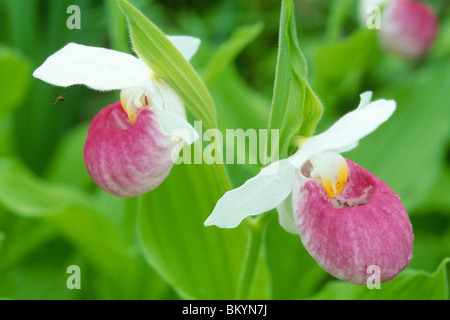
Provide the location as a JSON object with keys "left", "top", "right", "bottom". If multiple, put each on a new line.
{"left": 0, "top": 158, "right": 167, "bottom": 299}
{"left": 138, "top": 158, "right": 264, "bottom": 299}
{"left": 202, "top": 21, "right": 264, "bottom": 86}
{"left": 311, "top": 258, "right": 449, "bottom": 300}
{"left": 0, "top": 232, "right": 4, "bottom": 256}
{"left": 117, "top": 0, "right": 216, "bottom": 130}
{"left": 267, "top": 0, "right": 323, "bottom": 159}
{"left": 0, "top": 46, "right": 30, "bottom": 120}
{"left": 0, "top": 158, "right": 127, "bottom": 279}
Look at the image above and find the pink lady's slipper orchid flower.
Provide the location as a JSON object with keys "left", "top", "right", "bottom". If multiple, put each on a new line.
{"left": 33, "top": 37, "right": 200, "bottom": 197}
{"left": 380, "top": 0, "right": 438, "bottom": 59}
{"left": 205, "top": 92, "right": 414, "bottom": 285}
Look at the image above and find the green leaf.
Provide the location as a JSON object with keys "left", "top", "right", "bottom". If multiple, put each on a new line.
{"left": 105, "top": 0, "right": 131, "bottom": 53}
{"left": 0, "top": 46, "right": 30, "bottom": 120}
{"left": 408, "top": 214, "right": 450, "bottom": 274}
{"left": 200, "top": 22, "right": 270, "bottom": 133}
{"left": 0, "top": 157, "right": 169, "bottom": 298}
{"left": 267, "top": 0, "right": 323, "bottom": 160}
{"left": 0, "top": 231, "right": 5, "bottom": 256}
{"left": 311, "top": 258, "right": 449, "bottom": 300}
{"left": 208, "top": 66, "right": 270, "bottom": 133}
{"left": 0, "top": 159, "right": 130, "bottom": 280}
{"left": 116, "top": 0, "right": 217, "bottom": 130}
{"left": 201, "top": 23, "right": 271, "bottom": 185}
{"left": 0, "top": 239, "right": 84, "bottom": 300}
{"left": 138, "top": 158, "right": 262, "bottom": 299}
{"left": 208, "top": 67, "right": 272, "bottom": 187}
{"left": 0, "top": 158, "right": 123, "bottom": 273}
{"left": 3, "top": 0, "right": 38, "bottom": 55}
{"left": 248, "top": 247, "right": 271, "bottom": 299}
{"left": 202, "top": 22, "right": 264, "bottom": 86}
{"left": 44, "top": 123, "right": 92, "bottom": 189}
{"left": 314, "top": 30, "right": 379, "bottom": 79}
{"left": 416, "top": 167, "right": 450, "bottom": 214}
{"left": 0, "top": 211, "right": 55, "bottom": 273}
{"left": 265, "top": 217, "right": 329, "bottom": 299}
{"left": 325, "top": 0, "right": 357, "bottom": 41}
{"left": 311, "top": 29, "right": 380, "bottom": 113}
{"left": 0, "top": 117, "right": 14, "bottom": 156}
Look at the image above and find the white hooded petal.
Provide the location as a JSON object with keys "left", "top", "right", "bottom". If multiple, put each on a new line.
{"left": 153, "top": 105, "right": 199, "bottom": 145}
{"left": 152, "top": 80, "right": 187, "bottom": 119}
{"left": 149, "top": 79, "right": 197, "bottom": 145}
{"left": 289, "top": 92, "right": 396, "bottom": 168}
{"left": 204, "top": 159, "right": 296, "bottom": 228}
{"left": 166, "top": 35, "right": 201, "bottom": 62}
{"left": 33, "top": 43, "right": 149, "bottom": 90}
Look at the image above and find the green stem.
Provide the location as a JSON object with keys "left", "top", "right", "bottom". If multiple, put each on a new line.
{"left": 235, "top": 213, "right": 271, "bottom": 300}
{"left": 213, "top": 161, "right": 233, "bottom": 192}
{"left": 209, "top": 132, "right": 269, "bottom": 299}
{"left": 211, "top": 142, "right": 233, "bottom": 192}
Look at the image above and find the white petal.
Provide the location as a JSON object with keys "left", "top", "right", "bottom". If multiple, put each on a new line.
{"left": 33, "top": 43, "right": 149, "bottom": 91}
{"left": 204, "top": 159, "right": 296, "bottom": 228}
{"left": 152, "top": 80, "right": 187, "bottom": 119}
{"left": 153, "top": 106, "right": 199, "bottom": 145}
{"left": 166, "top": 35, "right": 201, "bottom": 62}
{"left": 276, "top": 194, "right": 299, "bottom": 234}
{"left": 290, "top": 95, "right": 396, "bottom": 168}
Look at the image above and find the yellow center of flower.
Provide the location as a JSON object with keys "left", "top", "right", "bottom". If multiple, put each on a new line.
{"left": 120, "top": 95, "right": 137, "bottom": 124}
{"left": 120, "top": 89, "right": 152, "bottom": 125}
{"left": 321, "top": 161, "right": 348, "bottom": 199}
{"left": 308, "top": 152, "right": 349, "bottom": 199}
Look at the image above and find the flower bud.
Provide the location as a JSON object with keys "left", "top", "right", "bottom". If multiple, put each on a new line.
{"left": 83, "top": 101, "right": 173, "bottom": 197}
{"left": 293, "top": 159, "right": 414, "bottom": 285}
{"left": 380, "top": 0, "right": 438, "bottom": 59}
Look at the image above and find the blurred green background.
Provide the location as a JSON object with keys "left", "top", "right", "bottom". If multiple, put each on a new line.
{"left": 0, "top": 0, "right": 449, "bottom": 299}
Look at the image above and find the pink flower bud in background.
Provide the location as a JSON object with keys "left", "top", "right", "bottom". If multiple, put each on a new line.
{"left": 293, "top": 159, "right": 414, "bottom": 285}
{"left": 83, "top": 101, "right": 173, "bottom": 197}
{"left": 380, "top": 0, "right": 438, "bottom": 59}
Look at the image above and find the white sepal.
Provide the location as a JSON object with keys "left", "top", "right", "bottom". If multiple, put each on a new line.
{"left": 289, "top": 93, "right": 395, "bottom": 169}
{"left": 166, "top": 35, "right": 201, "bottom": 62}
{"left": 33, "top": 43, "right": 149, "bottom": 91}
{"left": 152, "top": 80, "right": 187, "bottom": 119}
{"left": 204, "top": 159, "right": 296, "bottom": 228}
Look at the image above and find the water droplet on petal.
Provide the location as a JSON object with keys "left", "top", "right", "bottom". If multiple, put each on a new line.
{"left": 382, "top": 205, "right": 392, "bottom": 215}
